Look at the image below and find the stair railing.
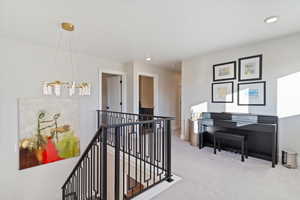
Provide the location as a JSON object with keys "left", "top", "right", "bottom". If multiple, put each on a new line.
{"left": 62, "top": 127, "right": 108, "bottom": 200}
{"left": 62, "top": 111, "right": 174, "bottom": 200}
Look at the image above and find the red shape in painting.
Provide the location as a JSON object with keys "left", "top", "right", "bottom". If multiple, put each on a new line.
{"left": 42, "top": 138, "right": 62, "bottom": 164}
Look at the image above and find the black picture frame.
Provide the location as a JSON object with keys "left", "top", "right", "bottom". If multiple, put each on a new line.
{"left": 212, "top": 81, "right": 234, "bottom": 103}
{"left": 213, "top": 61, "right": 236, "bottom": 82}
{"left": 238, "top": 54, "right": 262, "bottom": 81}
{"left": 237, "top": 81, "right": 266, "bottom": 106}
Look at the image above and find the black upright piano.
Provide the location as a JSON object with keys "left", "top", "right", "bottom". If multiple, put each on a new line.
{"left": 198, "top": 112, "right": 278, "bottom": 167}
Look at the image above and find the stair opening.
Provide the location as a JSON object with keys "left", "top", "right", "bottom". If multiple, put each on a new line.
{"left": 62, "top": 110, "right": 174, "bottom": 200}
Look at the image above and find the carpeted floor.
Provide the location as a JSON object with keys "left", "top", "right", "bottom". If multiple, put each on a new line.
{"left": 153, "top": 136, "right": 300, "bottom": 200}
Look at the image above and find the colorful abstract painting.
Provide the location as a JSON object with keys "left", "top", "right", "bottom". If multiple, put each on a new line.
{"left": 18, "top": 98, "right": 80, "bottom": 170}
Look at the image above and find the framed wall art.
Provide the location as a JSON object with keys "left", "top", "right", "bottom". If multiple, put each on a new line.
{"left": 238, "top": 81, "right": 266, "bottom": 106}
{"left": 212, "top": 81, "right": 234, "bottom": 103}
{"left": 213, "top": 61, "right": 236, "bottom": 81}
{"left": 238, "top": 54, "right": 262, "bottom": 81}
{"left": 18, "top": 98, "right": 80, "bottom": 170}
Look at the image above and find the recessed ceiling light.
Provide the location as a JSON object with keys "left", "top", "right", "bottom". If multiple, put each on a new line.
{"left": 146, "top": 57, "right": 151, "bottom": 61}
{"left": 264, "top": 16, "right": 279, "bottom": 24}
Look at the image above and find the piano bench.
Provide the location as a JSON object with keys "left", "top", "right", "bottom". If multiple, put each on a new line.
{"left": 213, "top": 131, "right": 248, "bottom": 162}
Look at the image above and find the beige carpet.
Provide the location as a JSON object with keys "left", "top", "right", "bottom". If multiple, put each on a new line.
{"left": 153, "top": 136, "right": 300, "bottom": 200}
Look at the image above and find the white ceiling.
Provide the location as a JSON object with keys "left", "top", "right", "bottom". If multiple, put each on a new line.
{"left": 1, "top": 0, "right": 300, "bottom": 68}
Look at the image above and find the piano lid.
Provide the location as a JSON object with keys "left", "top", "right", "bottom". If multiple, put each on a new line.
{"left": 201, "top": 112, "right": 278, "bottom": 125}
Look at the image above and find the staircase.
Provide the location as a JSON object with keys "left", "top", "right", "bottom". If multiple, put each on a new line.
{"left": 62, "top": 110, "right": 174, "bottom": 200}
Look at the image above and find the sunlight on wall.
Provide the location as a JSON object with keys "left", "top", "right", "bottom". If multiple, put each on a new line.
{"left": 278, "top": 72, "right": 300, "bottom": 118}
{"left": 191, "top": 102, "right": 208, "bottom": 116}
{"left": 190, "top": 102, "right": 208, "bottom": 132}
{"left": 225, "top": 92, "right": 249, "bottom": 113}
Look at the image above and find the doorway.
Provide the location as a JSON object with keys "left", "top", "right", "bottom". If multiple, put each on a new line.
{"left": 138, "top": 75, "right": 154, "bottom": 115}
{"left": 101, "top": 73, "right": 123, "bottom": 112}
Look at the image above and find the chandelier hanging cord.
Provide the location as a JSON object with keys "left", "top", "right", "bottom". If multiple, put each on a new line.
{"left": 68, "top": 31, "right": 75, "bottom": 81}
{"left": 43, "top": 22, "right": 91, "bottom": 96}
{"left": 53, "top": 23, "right": 63, "bottom": 69}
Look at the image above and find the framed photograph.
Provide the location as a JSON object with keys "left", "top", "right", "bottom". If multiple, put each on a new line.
{"left": 238, "top": 54, "right": 262, "bottom": 81}
{"left": 213, "top": 61, "right": 236, "bottom": 81}
{"left": 212, "top": 81, "right": 234, "bottom": 103}
{"left": 238, "top": 81, "right": 266, "bottom": 106}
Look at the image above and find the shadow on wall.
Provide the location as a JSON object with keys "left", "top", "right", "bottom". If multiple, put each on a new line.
{"left": 277, "top": 71, "right": 300, "bottom": 152}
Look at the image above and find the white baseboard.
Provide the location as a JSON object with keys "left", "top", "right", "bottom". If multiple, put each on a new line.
{"left": 133, "top": 175, "right": 181, "bottom": 200}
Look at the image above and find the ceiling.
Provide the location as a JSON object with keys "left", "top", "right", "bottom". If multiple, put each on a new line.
{"left": 1, "top": 0, "right": 300, "bottom": 68}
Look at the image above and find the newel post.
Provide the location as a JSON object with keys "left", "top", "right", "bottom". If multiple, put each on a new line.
{"left": 166, "top": 120, "right": 173, "bottom": 182}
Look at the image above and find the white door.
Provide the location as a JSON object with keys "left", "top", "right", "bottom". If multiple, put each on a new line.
{"left": 106, "top": 75, "right": 122, "bottom": 112}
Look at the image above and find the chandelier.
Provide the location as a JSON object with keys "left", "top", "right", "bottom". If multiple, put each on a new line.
{"left": 43, "top": 22, "right": 91, "bottom": 96}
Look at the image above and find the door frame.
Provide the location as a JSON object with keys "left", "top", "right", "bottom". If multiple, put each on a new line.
{"left": 135, "top": 72, "right": 158, "bottom": 115}
{"left": 98, "top": 69, "right": 127, "bottom": 112}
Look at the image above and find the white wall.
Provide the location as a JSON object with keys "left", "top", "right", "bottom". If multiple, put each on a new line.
{"left": 124, "top": 62, "right": 134, "bottom": 113}
{"left": 0, "top": 36, "right": 124, "bottom": 200}
{"left": 181, "top": 33, "right": 300, "bottom": 154}
{"left": 174, "top": 71, "right": 182, "bottom": 133}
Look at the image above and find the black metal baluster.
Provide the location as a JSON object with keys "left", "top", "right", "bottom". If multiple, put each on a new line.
{"left": 62, "top": 186, "right": 65, "bottom": 200}
{"left": 166, "top": 120, "right": 173, "bottom": 182}
{"left": 135, "top": 124, "right": 138, "bottom": 192}
{"left": 139, "top": 124, "right": 143, "bottom": 194}
{"left": 89, "top": 151, "right": 92, "bottom": 198}
{"left": 153, "top": 121, "right": 157, "bottom": 185}
{"left": 102, "top": 127, "right": 107, "bottom": 200}
{"left": 122, "top": 126, "right": 125, "bottom": 200}
{"left": 127, "top": 125, "right": 132, "bottom": 195}
{"left": 114, "top": 127, "right": 120, "bottom": 200}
